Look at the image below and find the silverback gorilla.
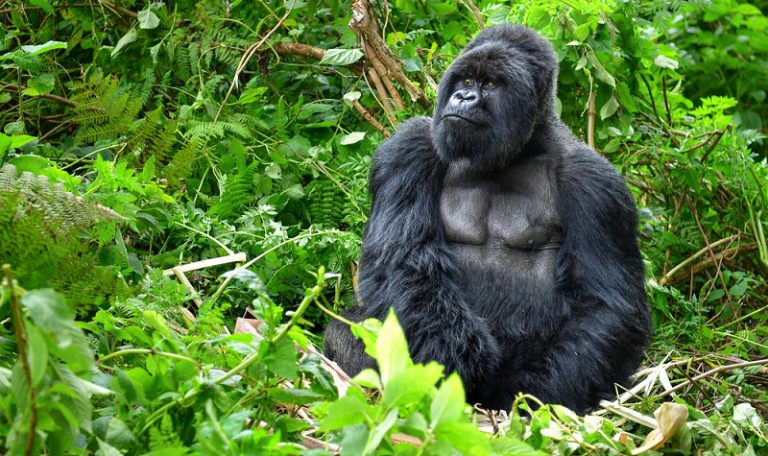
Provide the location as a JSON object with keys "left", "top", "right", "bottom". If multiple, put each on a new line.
{"left": 324, "top": 24, "right": 651, "bottom": 413}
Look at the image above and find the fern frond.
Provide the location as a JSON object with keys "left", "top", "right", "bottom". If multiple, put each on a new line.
{"left": 0, "top": 164, "right": 125, "bottom": 230}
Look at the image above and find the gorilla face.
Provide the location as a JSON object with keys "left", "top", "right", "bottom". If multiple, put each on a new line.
{"left": 432, "top": 25, "right": 558, "bottom": 169}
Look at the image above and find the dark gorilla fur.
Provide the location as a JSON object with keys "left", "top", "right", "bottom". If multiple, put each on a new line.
{"left": 324, "top": 24, "right": 651, "bottom": 413}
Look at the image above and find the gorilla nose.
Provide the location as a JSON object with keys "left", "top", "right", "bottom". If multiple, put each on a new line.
{"left": 453, "top": 89, "right": 478, "bottom": 103}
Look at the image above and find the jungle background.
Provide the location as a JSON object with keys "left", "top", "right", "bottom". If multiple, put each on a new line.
{"left": 1, "top": 0, "right": 767, "bottom": 454}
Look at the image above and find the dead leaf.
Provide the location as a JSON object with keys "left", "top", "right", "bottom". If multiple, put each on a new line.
{"left": 631, "top": 402, "right": 688, "bottom": 454}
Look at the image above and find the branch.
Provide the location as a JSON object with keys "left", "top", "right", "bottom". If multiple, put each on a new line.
{"left": 657, "top": 358, "right": 768, "bottom": 398}
{"left": 272, "top": 42, "right": 326, "bottom": 60}
{"left": 461, "top": 0, "right": 484, "bottom": 27}
{"left": 350, "top": 0, "right": 429, "bottom": 108}
{"left": 663, "top": 243, "right": 757, "bottom": 286}
{"left": 100, "top": 0, "right": 138, "bottom": 18}
{"left": 587, "top": 91, "right": 596, "bottom": 149}
{"left": 353, "top": 99, "right": 391, "bottom": 137}
{"left": 3, "top": 84, "right": 77, "bottom": 108}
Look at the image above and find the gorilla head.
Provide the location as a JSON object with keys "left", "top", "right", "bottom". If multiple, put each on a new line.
{"left": 432, "top": 25, "right": 559, "bottom": 169}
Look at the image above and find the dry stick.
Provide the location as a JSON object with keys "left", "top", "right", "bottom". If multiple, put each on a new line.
{"left": 367, "top": 67, "right": 398, "bottom": 124}
{"left": 665, "top": 243, "right": 758, "bottom": 286}
{"left": 657, "top": 358, "right": 768, "bottom": 398}
{"left": 4, "top": 265, "right": 37, "bottom": 456}
{"left": 587, "top": 91, "right": 596, "bottom": 149}
{"left": 688, "top": 200, "right": 731, "bottom": 301}
{"left": 599, "top": 400, "right": 657, "bottom": 428}
{"left": 681, "top": 129, "right": 721, "bottom": 154}
{"left": 3, "top": 84, "right": 78, "bottom": 108}
{"left": 659, "top": 234, "right": 740, "bottom": 285}
{"left": 171, "top": 267, "right": 204, "bottom": 308}
{"left": 162, "top": 252, "right": 247, "bottom": 276}
{"left": 350, "top": 0, "right": 429, "bottom": 108}
{"left": 700, "top": 126, "right": 730, "bottom": 162}
{"left": 215, "top": 7, "right": 292, "bottom": 121}
{"left": 461, "top": 0, "right": 485, "bottom": 27}
{"left": 101, "top": 0, "right": 138, "bottom": 18}
{"left": 352, "top": 99, "right": 391, "bottom": 137}
{"left": 272, "top": 42, "right": 326, "bottom": 59}
{"left": 365, "top": 43, "right": 405, "bottom": 111}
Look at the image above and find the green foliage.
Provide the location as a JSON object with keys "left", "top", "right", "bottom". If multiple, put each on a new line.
{"left": 1, "top": 0, "right": 767, "bottom": 453}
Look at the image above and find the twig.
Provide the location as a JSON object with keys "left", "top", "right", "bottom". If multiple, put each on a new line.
{"left": 172, "top": 267, "right": 204, "bottom": 307}
{"left": 4, "top": 265, "right": 38, "bottom": 456}
{"left": 700, "top": 125, "right": 730, "bottom": 162}
{"left": 599, "top": 400, "right": 657, "bottom": 428}
{"left": 216, "top": 7, "right": 292, "bottom": 120}
{"left": 657, "top": 358, "right": 768, "bottom": 398}
{"left": 367, "top": 67, "right": 398, "bottom": 124}
{"left": 350, "top": 0, "right": 429, "bottom": 108}
{"left": 662, "top": 76, "right": 671, "bottom": 124}
{"left": 101, "top": 0, "right": 138, "bottom": 18}
{"left": 461, "top": 0, "right": 484, "bottom": 27}
{"left": 662, "top": 243, "right": 757, "bottom": 286}
{"left": 352, "top": 99, "right": 391, "bottom": 137}
{"left": 688, "top": 201, "right": 731, "bottom": 301}
{"left": 640, "top": 74, "right": 660, "bottom": 122}
{"left": 272, "top": 42, "right": 326, "bottom": 59}
{"left": 3, "top": 84, "right": 77, "bottom": 108}
{"left": 659, "top": 235, "right": 739, "bottom": 285}
{"left": 587, "top": 91, "right": 596, "bottom": 149}
{"left": 365, "top": 44, "right": 405, "bottom": 111}
{"left": 162, "top": 252, "right": 247, "bottom": 276}
{"left": 681, "top": 129, "right": 722, "bottom": 154}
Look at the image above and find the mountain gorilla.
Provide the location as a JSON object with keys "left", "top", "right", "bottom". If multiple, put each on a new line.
{"left": 324, "top": 24, "right": 651, "bottom": 413}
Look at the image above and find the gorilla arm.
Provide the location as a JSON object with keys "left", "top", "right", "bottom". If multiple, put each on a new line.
{"left": 324, "top": 117, "right": 501, "bottom": 389}
{"left": 515, "top": 148, "right": 651, "bottom": 413}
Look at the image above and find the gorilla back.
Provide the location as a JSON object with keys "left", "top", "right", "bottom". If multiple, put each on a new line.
{"left": 324, "top": 24, "right": 651, "bottom": 414}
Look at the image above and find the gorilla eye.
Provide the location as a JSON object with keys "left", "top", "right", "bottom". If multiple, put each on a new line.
{"left": 463, "top": 78, "right": 475, "bottom": 87}
{"left": 485, "top": 81, "right": 496, "bottom": 89}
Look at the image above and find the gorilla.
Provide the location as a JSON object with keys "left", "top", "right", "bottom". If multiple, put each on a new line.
{"left": 325, "top": 24, "right": 651, "bottom": 413}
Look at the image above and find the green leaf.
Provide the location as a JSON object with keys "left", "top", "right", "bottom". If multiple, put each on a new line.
{"left": 318, "top": 388, "right": 370, "bottom": 430}
{"left": 14, "top": 52, "right": 41, "bottom": 72}
{"left": 363, "top": 407, "right": 399, "bottom": 455}
{"left": 600, "top": 96, "right": 620, "bottom": 120}
{"left": 29, "top": 0, "right": 54, "bottom": 13}
{"left": 112, "top": 28, "right": 138, "bottom": 57}
{"left": 319, "top": 48, "right": 364, "bottom": 66}
{"left": 24, "top": 323, "right": 49, "bottom": 387}
{"left": 0, "top": 133, "right": 37, "bottom": 149}
{"left": 586, "top": 52, "right": 615, "bottom": 88}
{"left": 376, "top": 310, "right": 412, "bottom": 385}
{"left": 435, "top": 421, "right": 492, "bottom": 455}
{"left": 24, "top": 73, "right": 55, "bottom": 96}
{"left": 339, "top": 131, "right": 366, "bottom": 145}
{"left": 430, "top": 373, "right": 465, "bottom": 427}
{"left": 353, "top": 368, "right": 382, "bottom": 389}
{"left": 21, "top": 40, "right": 67, "bottom": 55}
{"left": 138, "top": 9, "right": 161, "bottom": 29}
{"left": 574, "top": 23, "right": 592, "bottom": 41}
{"left": 382, "top": 362, "right": 443, "bottom": 407}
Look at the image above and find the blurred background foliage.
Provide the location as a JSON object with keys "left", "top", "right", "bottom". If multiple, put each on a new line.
{"left": 0, "top": 0, "right": 767, "bottom": 454}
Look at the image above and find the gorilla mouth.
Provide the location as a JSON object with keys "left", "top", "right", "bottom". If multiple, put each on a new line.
{"left": 441, "top": 114, "right": 481, "bottom": 125}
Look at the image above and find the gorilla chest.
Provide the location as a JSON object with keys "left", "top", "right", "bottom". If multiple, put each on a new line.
{"left": 439, "top": 159, "right": 562, "bottom": 290}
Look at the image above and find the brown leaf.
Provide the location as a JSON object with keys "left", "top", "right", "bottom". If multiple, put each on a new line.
{"left": 631, "top": 402, "right": 688, "bottom": 454}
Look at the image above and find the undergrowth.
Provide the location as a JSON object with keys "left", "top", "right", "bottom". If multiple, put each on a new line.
{"left": 0, "top": 0, "right": 766, "bottom": 454}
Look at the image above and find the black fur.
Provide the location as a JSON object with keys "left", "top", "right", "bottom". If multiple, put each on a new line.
{"left": 324, "top": 24, "right": 650, "bottom": 413}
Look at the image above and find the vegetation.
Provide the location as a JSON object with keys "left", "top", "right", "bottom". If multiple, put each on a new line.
{"left": 1, "top": 0, "right": 767, "bottom": 454}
